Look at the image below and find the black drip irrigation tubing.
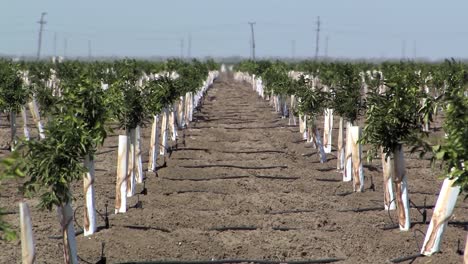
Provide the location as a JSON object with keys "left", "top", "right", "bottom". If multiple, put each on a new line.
{"left": 208, "top": 226, "right": 258, "bottom": 232}
{"left": 267, "top": 209, "right": 315, "bottom": 215}
{"left": 117, "top": 258, "right": 345, "bottom": 264}
{"left": 315, "top": 168, "right": 336, "bottom": 172}
{"left": 221, "top": 150, "right": 285, "bottom": 154}
{"left": 180, "top": 164, "right": 288, "bottom": 170}
{"left": 172, "top": 148, "right": 211, "bottom": 152}
{"left": 163, "top": 175, "right": 250, "bottom": 181}
{"left": 163, "top": 190, "right": 228, "bottom": 196}
{"left": 315, "top": 178, "right": 341, "bottom": 182}
{"left": 382, "top": 221, "right": 468, "bottom": 231}
{"left": 123, "top": 225, "right": 171, "bottom": 233}
{"left": 0, "top": 211, "right": 17, "bottom": 215}
{"left": 254, "top": 175, "right": 299, "bottom": 180}
{"left": 388, "top": 253, "right": 424, "bottom": 263}
{"left": 337, "top": 206, "right": 384, "bottom": 213}
{"left": 223, "top": 126, "right": 287, "bottom": 130}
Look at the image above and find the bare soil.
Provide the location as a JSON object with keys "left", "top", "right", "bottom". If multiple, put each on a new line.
{"left": 0, "top": 75, "right": 467, "bottom": 264}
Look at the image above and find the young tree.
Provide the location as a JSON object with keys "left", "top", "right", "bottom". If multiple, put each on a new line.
{"left": 0, "top": 60, "right": 29, "bottom": 150}
{"left": 421, "top": 60, "right": 468, "bottom": 256}
{"left": 361, "top": 63, "right": 433, "bottom": 231}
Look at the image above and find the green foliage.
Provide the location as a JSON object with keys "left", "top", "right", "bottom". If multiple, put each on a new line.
{"left": 295, "top": 75, "right": 330, "bottom": 118}
{"left": 106, "top": 60, "right": 148, "bottom": 131}
{"left": 432, "top": 59, "right": 468, "bottom": 192}
{"left": 18, "top": 115, "right": 88, "bottom": 210}
{"left": 329, "top": 63, "right": 366, "bottom": 123}
{"left": 360, "top": 63, "right": 433, "bottom": 159}
{"left": 145, "top": 75, "right": 180, "bottom": 114}
{"left": 56, "top": 68, "right": 108, "bottom": 155}
{"left": 0, "top": 152, "right": 25, "bottom": 241}
{"left": 175, "top": 59, "right": 208, "bottom": 94}
{"left": 261, "top": 62, "right": 293, "bottom": 95}
{"left": 0, "top": 59, "right": 29, "bottom": 113}
{"left": 107, "top": 81, "right": 147, "bottom": 131}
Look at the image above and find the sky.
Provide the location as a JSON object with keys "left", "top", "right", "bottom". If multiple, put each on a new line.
{"left": 1, "top": 0, "right": 468, "bottom": 60}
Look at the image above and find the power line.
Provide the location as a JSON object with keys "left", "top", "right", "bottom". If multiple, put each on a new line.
{"left": 314, "top": 16, "right": 320, "bottom": 60}
{"left": 324, "top": 35, "right": 329, "bottom": 58}
{"left": 88, "top": 40, "right": 92, "bottom": 59}
{"left": 291, "top": 40, "right": 296, "bottom": 59}
{"left": 401, "top": 39, "right": 406, "bottom": 59}
{"left": 64, "top": 37, "right": 68, "bottom": 58}
{"left": 53, "top": 32, "right": 57, "bottom": 57}
{"left": 180, "top": 38, "right": 184, "bottom": 59}
{"left": 248, "top": 22, "right": 256, "bottom": 60}
{"left": 187, "top": 33, "right": 192, "bottom": 59}
{"left": 36, "top": 12, "right": 47, "bottom": 60}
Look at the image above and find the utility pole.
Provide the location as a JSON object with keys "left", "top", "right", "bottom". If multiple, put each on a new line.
{"left": 314, "top": 16, "right": 320, "bottom": 60}
{"left": 413, "top": 40, "right": 417, "bottom": 59}
{"left": 291, "top": 40, "right": 296, "bottom": 59}
{"left": 324, "top": 35, "right": 329, "bottom": 58}
{"left": 248, "top": 22, "right": 256, "bottom": 60}
{"left": 53, "top": 32, "right": 57, "bottom": 57}
{"left": 180, "top": 38, "right": 184, "bottom": 59}
{"left": 401, "top": 39, "right": 406, "bottom": 60}
{"left": 88, "top": 40, "right": 92, "bottom": 59}
{"left": 187, "top": 33, "right": 192, "bottom": 59}
{"left": 36, "top": 12, "right": 47, "bottom": 60}
{"left": 64, "top": 38, "right": 68, "bottom": 58}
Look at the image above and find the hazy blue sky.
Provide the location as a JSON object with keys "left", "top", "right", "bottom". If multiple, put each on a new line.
{"left": 1, "top": 0, "right": 467, "bottom": 59}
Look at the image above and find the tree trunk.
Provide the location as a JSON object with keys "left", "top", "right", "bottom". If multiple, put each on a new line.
{"left": 381, "top": 150, "right": 396, "bottom": 210}
{"left": 421, "top": 177, "right": 461, "bottom": 256}
{"left": 184, "top": 93, "right": 191, "bottom": 125}
{"left": 57, "top": 203, "right": 78, "bottom": 264}
{"left": 289, "top": 95, "right": 296, "bottom": 126}
{"left": 393, "top": 145, "right": 410, "bottom": 231}
{"left": 381, "top": 149, "right": 396, "bottom": 211}
{"left": 135, "top": 126, "right": 144, "bottom": 183}
{"left": 126, "top": 129, "right": 136, "bottom": 197}
{"left": 189, "top": 93, "right": 194, "bottom": 122}
{"left": 299, "top": 114, "right": 306, "bottom": 139}
{"left": 160, "top": 108, "right": 168, "bottom": 155}
{"left": 323, "top": 108, "right": 333, "bottom": 153}
{"left": 350, "top": 126, "right": 364, "bottom": 192}
{"left": 83, "top": 154, "right": 96, "bottom": 236}
{"left": 19, "top": 202, "right": 35, "bottom": 264}
{"left": 168, "top": 106, "right": 177, "bottom": 141}
{"left": 21, "top": 106, "right": 29, "bottom": 140}
{"left": 343, "top": 121, "right": 353, "bottom": 182}
{"left": 148, "top": 115, "right": 159, "bottom": 172}
{"left": 178, "top": 96, "right": 185, "bottom": 128}
{"left": 115, "top": 135, "right": 128, "bottom": 213}
{"left": 28, "top": 99, "right": 45, "bottom": 139}
{"left": 313, "top": 127, "right": 327, "bottom": 163}
{"left": 10, "top": 111, "right": 17, "bottom": 151}
{"left": 337, "top": 117, "right": 344, "bottom": 171}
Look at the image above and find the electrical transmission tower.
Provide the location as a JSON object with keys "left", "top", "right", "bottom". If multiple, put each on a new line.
{"left": 314, "top": 16, "right": 320, "bottom": 60}
{"left": 36, "top": 12, "right": 47, "bottom": 60}
{"left": 248, "top": 22, "right": 256, "bottom": 60}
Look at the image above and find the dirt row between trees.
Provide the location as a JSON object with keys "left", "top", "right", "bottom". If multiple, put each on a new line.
{"left": 0, "top": 75, "right": 467, "bottom": 263}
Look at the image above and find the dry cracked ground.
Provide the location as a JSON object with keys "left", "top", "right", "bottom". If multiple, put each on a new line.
{"left": 0, "top": 74, "right": 467, "bottom": 264}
